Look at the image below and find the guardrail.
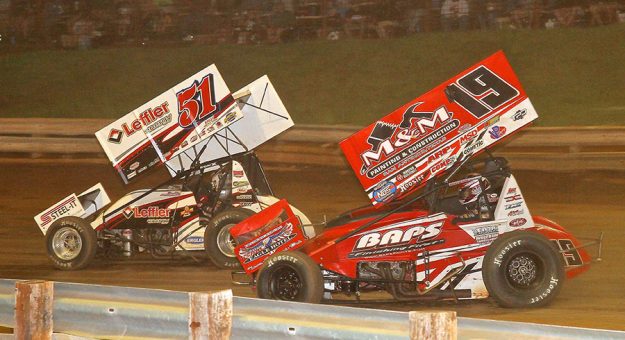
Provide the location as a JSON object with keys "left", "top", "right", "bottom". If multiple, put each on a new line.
{"left": 1, "top": 119, "right": 625, "bottom": 171}
{"left": 1, "top": 279, "right": 624, "bottom": 339}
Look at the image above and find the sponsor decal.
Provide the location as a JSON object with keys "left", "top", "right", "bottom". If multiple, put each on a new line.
{"left": 458, "top": 123, "right": 473, "bottom": 133}
{"left": 233, "top": 181, "right": 249, "bottom": 188}
{"left": 504, "top": 194, "right": 523, "bottom": 202}
{"left": 473, "top": 225, "right": 499, "bottom": 244}
{"left": 459, "top": 128, "right": 479, "bottom": 144}
{"left": 38, "top": 196, "right": 79, "bottom": 227}
{"left": 129, "top": 162, "right": 140, "bottom": 171}
{"left": 147, "top": 218, "right": 170, "bottom": 224}
{"left": 507, "top": 209, "right": 524, "bottom": 217}
{"left": 349, "top": 220, "right": 444, "bottom": 258}
{"left": 224, "top": 111, "right": 238, "bottom": 124}
{"left": 462, "top": 138, "right": 484, "bottom": 155}
{"left": 513, "top": 109, "right": 527, "bottom": 121}
{"left": 235, "top": 194, "right": 253, "bottom": 200}
{"left": 505, "top": 202, "right": 522, "bottom": 210}
{"left": 360, "top": 104, "right": 460, "bottom": 178}
{"left": 372, "top": 181, "right": 397, "bottom": 203}
{"left": 160, "top": 191, "right": 180, "bottom": 197}
{"left": 233, "top": 170, "right": 245, "bottom": 178}
{"left": 185, "top": 236, "right": 204, "bottom": 244}
{"left": 180, "top": 206, "right": 193, "bottom": 218}
{"left": 509, "top": 218, "right": 527, "bottom": 227}
{"left": 488, "top": 116, "right": 500, "bottom": 126}
{"left": 108, "top": 129, "right": 123, "bottom": 143}
{"left": 123, "top": 206, "right": 171, "bottom": 219}
{"left": 489, "top": 125, "right": 506, "bottom": 139}
{"left": 238, "top": 222, "right": 296, "bottom": 263}
{"left": 110, "top": 102, "right": 172, "bottom": 142}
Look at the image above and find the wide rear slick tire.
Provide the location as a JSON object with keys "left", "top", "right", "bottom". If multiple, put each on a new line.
{"left": 482, "top": 231, "right": 565, "bottom": 308}
{"left": 204, "top": 208, "right": 255, "bottom": 269}
{"left": 257, "top": 251, "right": 323, "bottom": 303}
{"left": 45, "top": 216, "right": 97, "bottom": 271}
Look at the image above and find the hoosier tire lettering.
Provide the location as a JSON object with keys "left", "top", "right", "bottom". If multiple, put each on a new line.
{"left": 482, "top": 231, "right": 565, "bottom": 308}
{"left": 257, "top": 251, "right": 323, "bottom": 303}
{"left": 45, "top": 216, "right": 97, "bottom": 271}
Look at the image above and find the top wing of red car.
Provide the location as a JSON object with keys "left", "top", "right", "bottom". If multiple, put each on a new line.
{"left": 340, "top": 51, "right": 538, "bottom": 206}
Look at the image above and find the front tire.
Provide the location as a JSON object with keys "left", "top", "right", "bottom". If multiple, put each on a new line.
{"left": 256, "top": 251, "right": 323, "bottom": 303}
{"left": 204, "top": 208, "right": 255, "bottom": 269}
{"left": 482, "top": 231, "right": 565, "bottom": 308}
{"left": 45, "top": 216, "right": 97, "bottom": 270}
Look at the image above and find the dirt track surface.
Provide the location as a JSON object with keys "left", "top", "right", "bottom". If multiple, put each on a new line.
{"left": 1, "top": 161, "right": 624, "bottom": 331}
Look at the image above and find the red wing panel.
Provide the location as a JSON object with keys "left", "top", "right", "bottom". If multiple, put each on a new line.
{"left": 231, "top": 200, "right": 306, "bottom": 274}
{"left": 340, "top": 51, "right": 538, "bottom": 206}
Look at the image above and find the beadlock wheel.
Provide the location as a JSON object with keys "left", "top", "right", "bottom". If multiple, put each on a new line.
{"left": 216, "top": 223, "right": 237, "bottom": 258}
{"left": 52, "top": 226, "right": 83, "bottom": 260}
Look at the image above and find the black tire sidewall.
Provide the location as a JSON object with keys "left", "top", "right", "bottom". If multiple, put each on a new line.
{"left": 204, "top": 208, "right": 254, "bottom": 269}
{"left": 45, "top": 216, "right": 97, "bottom": 271}
{"left": 257, "top": 251, "right": 323, "bottom": 303}
{"left": 483, "top": 231, "right": 565, "bottom": 308}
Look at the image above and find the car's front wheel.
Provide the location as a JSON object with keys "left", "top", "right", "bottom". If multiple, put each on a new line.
{"left": 204, "top": 208, "right": 254, "bottom": 269}
{"left": 45, "top": 216, "right": 97, "bottom": 270}
{"left": 256, "top": 251, "right": 323, "bottom": 303}
{"left": 482, "top": 231, "right": 565, "bottom": 308}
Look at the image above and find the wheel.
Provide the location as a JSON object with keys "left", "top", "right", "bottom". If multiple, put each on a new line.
{"left": 45, "top": 216, "right": 97, "bottom": 270}
{"left": 482, "top": 231, "right": 565, "bottom": 308}
{"left": 204, "top": 208, "right": 255, "bottom": 269}
{"left": 256, "top": 251, "right": 323, "bottom": 303}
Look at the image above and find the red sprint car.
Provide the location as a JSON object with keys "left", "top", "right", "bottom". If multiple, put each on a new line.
{"left": 227, "top": 52, "right": 601, "bottom": 307}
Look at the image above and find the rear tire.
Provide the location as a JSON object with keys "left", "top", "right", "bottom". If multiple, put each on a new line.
{"left": 45, "top": 216, "right": 97, "bottom": 271}
{"left": 482, "top": 231, "right": 565, "bottom": 308}
{"left": 204, "top": 208, "right": 255, "bottom": 269}
{"left": 257, "top": 251, "right": 323, "bottom": 303}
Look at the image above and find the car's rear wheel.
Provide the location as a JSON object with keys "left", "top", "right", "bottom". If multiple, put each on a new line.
{"left": 46, "top": 216, "right": 97, "bottom": 270}
{"left": 256, "top": 251, "right": 323, "bottom": 303}
{"left": 482, "top": 231, "right": 565, "bottom": 308}
{"left": 204, "top": 208, "right": 255, "bottom": 269}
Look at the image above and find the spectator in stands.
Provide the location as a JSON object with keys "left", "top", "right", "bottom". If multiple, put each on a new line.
{"left": 485, "top": 0, "right": 502, "bottom": 28}
{"left": 336, "top": 0, "right": 351, "bottom": 18}
{"left": 404, "top": 0, "right": 427, "bottom": 33}
{"left": 343, "top": 4, "right": 369, "bottom": 38}
{"left": 549, "top": 0, "right": 585, "bottom": 27}
{"left": 441, "top": 0, "right": 470, "bottom": 30}
{"left": 267, "top": 2, "right": 295, "bottom": 43}
{"left": 375, "top": 0, "right": 400, "bottom": 38}
{"left": 510, "top": 0, "right": 531, "bottom": 28}
{"left": 589, "top": 0, "right": 619, "bottom": 25}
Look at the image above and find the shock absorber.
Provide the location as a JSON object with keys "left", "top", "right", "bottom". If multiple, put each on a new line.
{"left": 122, "top": 229, "right": 133, "bottom": 257}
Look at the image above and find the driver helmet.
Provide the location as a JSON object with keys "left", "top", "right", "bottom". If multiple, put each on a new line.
{"left": 458, "top": 174, "right": 490, "bottom": 206}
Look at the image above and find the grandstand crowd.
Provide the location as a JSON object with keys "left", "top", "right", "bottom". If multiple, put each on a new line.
{"left": 1, "top": 0, "right": 624, "bottom": 49}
